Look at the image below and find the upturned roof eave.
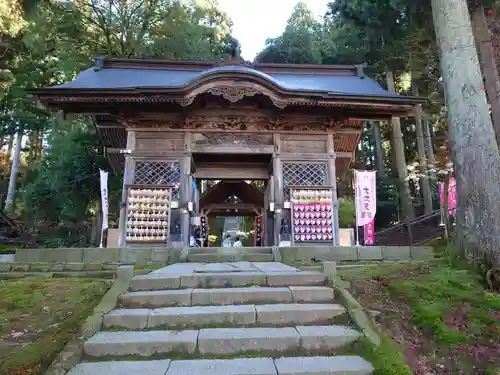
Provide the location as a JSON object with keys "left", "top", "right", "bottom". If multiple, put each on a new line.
{"left": 32, "top": 86, "right": 428, "bottom": 105}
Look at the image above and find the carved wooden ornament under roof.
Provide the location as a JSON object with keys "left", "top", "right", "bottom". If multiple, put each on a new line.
{"left": 174, "top": 81, "right": 289, "bottom": 109}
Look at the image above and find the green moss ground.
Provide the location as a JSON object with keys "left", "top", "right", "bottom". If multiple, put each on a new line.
{"left": 339, "top": 261, "right": 500, "bottom": 374}
{"left": 0, "top": 277, "right": 110, "bottom": 375}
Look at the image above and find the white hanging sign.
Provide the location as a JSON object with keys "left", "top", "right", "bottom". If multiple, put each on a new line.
{"left": 355, "top": 170, "right": 377, "bottom": 227}
{"left": 99, "top": 169, "right": 109, "bottom": 233}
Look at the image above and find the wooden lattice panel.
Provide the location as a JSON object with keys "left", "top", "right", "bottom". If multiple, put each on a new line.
{"left": 134, "top": 160, "right": 181, "bottom": 198}
{"left": 282, "top": 162, "right": 328, "bottom": 199}
{"left": 125, "top": 187, "right": 171, "bottom": 243}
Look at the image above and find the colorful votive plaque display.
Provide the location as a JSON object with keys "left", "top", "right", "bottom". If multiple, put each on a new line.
{"left": 291, "top": 188, "right": 333, "bottom": 243}
{"left": 126, "top": 187, "right": 171, "bottom": 242}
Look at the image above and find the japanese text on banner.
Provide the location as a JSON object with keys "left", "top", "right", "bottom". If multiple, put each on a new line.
{"left": 355, "top": 171, "right": 377, "bottom": 228}
{"left": 364, "top": 218, "right": 375, "bottom": 245}
{"left": 99, "top": 169, "right": 109, "bottom": 230}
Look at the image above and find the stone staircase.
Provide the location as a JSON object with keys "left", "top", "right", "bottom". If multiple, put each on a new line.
{"left": 67, "top": 262, "right": 374, "bottom": 374}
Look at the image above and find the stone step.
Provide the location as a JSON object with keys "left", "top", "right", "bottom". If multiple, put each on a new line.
{"left": 119, "top": 286, "right": 335, "bottom": 308}
{"left": 83, "top": 330, "right": 199, "bottom": 357}
{"left": 129, "top": 271, "right": 326, "bottom": 291}
{"left": 186, "top": 253, "right": 274, "bottom": 263}
{"left": 84, "top": 326, "right": 359, "bottom": 357}
{"left": 103, "top": 304, "right": 346, "bottom": 329}
{"left": 67, "top": 356, "right": 373, "bottom": 375}
{"left": 188, "top": 247, "right": 273, "bottom": 255}
{"left": 274, "top": 356, "right": 374, "bottom": 374}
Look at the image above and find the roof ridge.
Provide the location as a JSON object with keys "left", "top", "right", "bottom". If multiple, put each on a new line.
{"left": 90, "top": 56, "right": 363, "bottom": 74}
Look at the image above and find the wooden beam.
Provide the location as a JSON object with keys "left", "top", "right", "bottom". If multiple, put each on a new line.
{"left": 195, "top": 165, "right": 269, "bottom": 180}
{"left": 96, "top": 125, "right": 124, "bottom": 129}
{"left": 191, "top": 144, "right": 274, "bottom": 154}
{"left": 279, "top": 151, "right": 353, "bottom": 160}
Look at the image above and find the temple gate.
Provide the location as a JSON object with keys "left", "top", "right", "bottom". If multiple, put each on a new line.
{"left": 34, "top": 57, "right": 423, "bottom": 248}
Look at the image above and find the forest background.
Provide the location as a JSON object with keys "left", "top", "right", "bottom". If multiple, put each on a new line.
{"left": 0, "top": 0, "right": 497, "bottom": 248}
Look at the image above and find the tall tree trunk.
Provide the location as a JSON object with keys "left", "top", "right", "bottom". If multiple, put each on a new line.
{"left": 432, "top": 0, "right": 500, "bottom": 268}
{"left": 371, "top": 121, "right": 386, "bottom": 177}
{"left": 5, "top": 134, "right": 13, "bottom": 168}
{"left": 413, "top": 81, "right": 433, "bottom": 214}
{"left": 424, "top": 117, "right": 437, "bottom": 180}
{"left": 386, "top": 70, "right": 415, "bottom": 221}
{"left": 4, "top": 130, "right": 23, "bottom": 214}
{"left": 471, "top": 4, "right": 500, "bottom": 144}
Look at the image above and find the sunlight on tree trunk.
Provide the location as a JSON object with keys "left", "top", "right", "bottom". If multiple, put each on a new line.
{"left": 413, "top": 81, "right": 433, "bottom": 214}
{"left": 370, "top": 121, "right": 386, "bottom": 177}
{"left": 386, "top": 70, "right": 415, "bottom": 221}
{"left": 4, "top": 130, "right": 22, "bottom": 214}
{"left": 424, "top": 117, "right": 437, "bottom": 181}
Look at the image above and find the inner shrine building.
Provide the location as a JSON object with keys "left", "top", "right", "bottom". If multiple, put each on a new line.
{"left": 34, "top": 57, "right": 423, "bottom": 248}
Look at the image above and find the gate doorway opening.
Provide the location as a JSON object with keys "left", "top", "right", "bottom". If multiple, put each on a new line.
{"left": 198, "top": 180, "right": 267, "bottom": 247}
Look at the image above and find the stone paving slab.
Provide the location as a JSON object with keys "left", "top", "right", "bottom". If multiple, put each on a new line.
{"left": 295, "top": 325, "right": 360, "bottom": 351}
{"left": 198, "top": 327, "right": 300, "bottom": 355}
{"left": 149, "top": 305, "right": 256, "bottom": 328}
{"left": 83, "top": 330, "right": 198, "bottom": 357}
{"left": 289, "top": 286, "right": 334, "bottom": 303}
{"left": 274, "top": 356, "right": 374, "bottom": 375}
{"left": 191, "top": 287, "right": 293, "bottom": 306}
{"left": 151, "top": 262, "right": 301, "bottom": 276}
{"left": 255, "top": 304, "right": 345, "bottom": 325}
{"left": 66, "top": 360, "right": 172, "bottom": 375}
{"left": 228, "top": 261, "right": 259, "bottom": 271}
{"left": 251, "top": 262, "right": 300, "bottom": 273}
{"left": 166, "top": 358, "right": 277, "bottom": 375}
{"left": 187, "top": 253, "right": 275, "bottom": 262}
{"left": 120, "top": 290, "right": 192, "bottom": 308}
{"left": 194, "top": 263, "right": 242, "bottom": 273}
{"left": 150, "top": 263, "right": 203, "bottom": 275}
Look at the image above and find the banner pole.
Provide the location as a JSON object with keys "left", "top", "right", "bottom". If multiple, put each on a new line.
{"left": 354, "top": 170, "right": 360, "bottom": 246}
{"left": 99, "top": 228, "right": 105, "bottom": 248}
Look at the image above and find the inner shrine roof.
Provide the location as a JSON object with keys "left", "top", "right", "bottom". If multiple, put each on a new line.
{"left": 51, "top": 59, "right": 395, "bottom": 98}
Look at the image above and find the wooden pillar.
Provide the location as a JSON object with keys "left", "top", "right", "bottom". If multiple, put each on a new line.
{"left": 117, "top": 130, "right": 135, "bottom": 248}
{"left": 327, "top": 133, "right": 340, "bottom": 246}
{"left": 273, "top": 134, "right": 283, "bottom": 246}
{"left": 266, "top": 176, "right": 275, "bottom": 246}
{"left": 180, "top": 133, "right": 192, "bottom": 248}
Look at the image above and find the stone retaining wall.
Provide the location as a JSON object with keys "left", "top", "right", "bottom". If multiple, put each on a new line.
{"left": 0, "top": 262, "right": 121, "bottom": 273}
{"left": 279, "top": 246, "right": 433, "bottom": 264}
{"left": 14, "top": 245, "right": 433, "bottom": 265}
{"left": 15, "top": 247, "right": 182, "bottom": 265}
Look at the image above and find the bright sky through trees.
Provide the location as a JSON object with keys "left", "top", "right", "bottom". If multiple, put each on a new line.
{"left": 218, "top": 0, "right": 328, "bottom": 60}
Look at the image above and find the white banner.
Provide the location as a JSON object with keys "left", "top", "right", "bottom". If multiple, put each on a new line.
{"left": 355, "top": 170, "right": 377, "bottom": 227}
{"left": 100, "top": 169, "right": 109, "bottom": 231}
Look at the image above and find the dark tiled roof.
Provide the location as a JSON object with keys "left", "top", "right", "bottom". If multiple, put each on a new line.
{"left": 52, "top": 63, "right": 396, "bottom": 97}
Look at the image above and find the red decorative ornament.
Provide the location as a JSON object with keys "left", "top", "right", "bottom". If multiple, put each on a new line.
{"left": 487, "top": 8, "right": 494, "bottom": 15}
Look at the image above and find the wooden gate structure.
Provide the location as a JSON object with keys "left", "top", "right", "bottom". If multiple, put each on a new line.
{"left": 34, "top": 56, "right": 424, "bottom": 248}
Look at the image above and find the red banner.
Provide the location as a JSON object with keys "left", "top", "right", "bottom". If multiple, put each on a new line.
{"left": 439, "top": 177, "right": 457, "bottom": 214}
{"left": 364, "top": 218, "right": 375, "bottom": 246}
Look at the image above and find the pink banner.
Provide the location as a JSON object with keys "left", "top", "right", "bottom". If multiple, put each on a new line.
{"left": 364, "top": 218, "right": 375, "bottom": 246}
{"left": 355, "top": 171, "right": 377, "bottom": 227}
{"left": 439, "top": 177, "right": 456, "bottom": 214}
